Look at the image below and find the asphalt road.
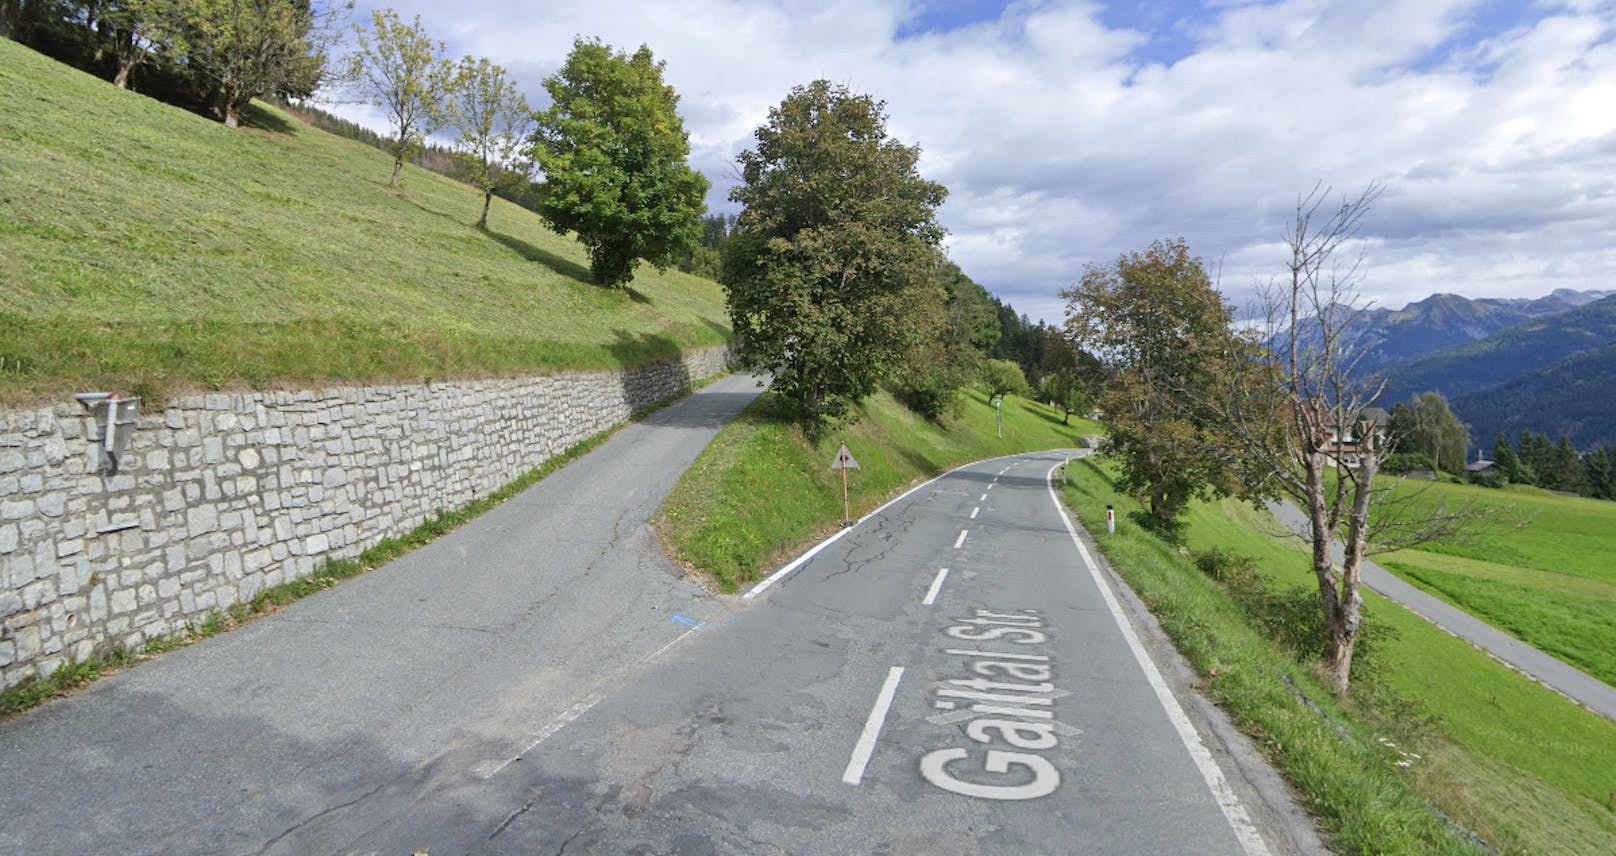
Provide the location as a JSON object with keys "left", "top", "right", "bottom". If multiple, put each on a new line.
{"left": 0, "top": 374, "right": 767, "bottom": 855}
{"left": 0, "top": 380, "right": 1319, "bottom": 854}
{"left": 1266, "top": 498, "right": 1616, "bottom": 721}
{"left": 309, "top": 452, "right": 1313, "bottom": 855}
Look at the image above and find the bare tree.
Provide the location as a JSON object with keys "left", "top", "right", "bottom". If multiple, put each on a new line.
{"left": 1205, "top": 183, "right": 1484, "bottom": 696}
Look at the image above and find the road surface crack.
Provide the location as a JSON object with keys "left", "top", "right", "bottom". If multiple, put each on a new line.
{"left": 252, "top": 778, "right": 393, "bottom": 855}
{"left": 555, "top": 825, "right": 588, "bottom": 855}
{"left": 489, "top": 796, "right": 539, "bottom": 841}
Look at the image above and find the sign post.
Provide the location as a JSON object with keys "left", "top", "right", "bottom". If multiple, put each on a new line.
{"left": 995, "top": 396, "right": 1003, "bottom": 439}
{"left": 1106, "top": 504, "right": 1115, "bottom": 534}
{"left": 831, "top": 441, "right": 861, "bottom": 526}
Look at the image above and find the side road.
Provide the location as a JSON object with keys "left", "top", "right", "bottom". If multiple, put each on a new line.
{"left": 0, "top": 374, "right": 766, "bottom": 856}
{"left": 1267, "top": 499, "right": 1616, "bottom": 721}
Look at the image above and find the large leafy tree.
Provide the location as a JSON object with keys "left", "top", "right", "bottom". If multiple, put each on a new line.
{"left": 348, "top": 8, "right": 453, "bottom": 187}
{"left": 894, "top": 258, "right": 999, "bottom": 420}
{"left": 723, "top": 80, "right": 948, "bottom": 431}
{"left": 1063, "top": 238, "right": 1247, "bottom": 530}
{"left": 530, "top": 38, "right": 708, "bottom": 287}
{"left": 145, "top": 0, "right": 340, "bottom": 128}
{"left": 1392, "top": 391, "right": 1468, "bottom": 473}
{"left": 448, "top": 56, "right": 532, "bottom": 229}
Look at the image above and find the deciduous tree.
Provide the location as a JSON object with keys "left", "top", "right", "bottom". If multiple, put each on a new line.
{"left": 1063, "top": 238, "right": 1247, "bottom": 531}
{"left": 530, "top": 38, "right": 708, "bottom": 287}
{"left": 147, "top": 0, "right": 343, "bottom": 128}
{"left": 448, "top": 56, "right": 531, "bottom": 229}
{"left": 1396, "top": 391, "right": 1468, "bottom": 474}
{"left": 348, "top": 8, "right": 453, "bottom": 187}
{"left": 980, "top": 358, "right": 1029, "bottom": 400}
{"left": 722, "top": 80, "right": 948, "bottom": 432}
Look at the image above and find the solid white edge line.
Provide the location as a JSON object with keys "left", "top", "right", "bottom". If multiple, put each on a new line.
{"left": 953, "top": 529, "right": 968, "bottom": 549}
{"left": 1043, "top": 462, "right": 1272, "bottom": 856}
{"left": 921, "top": 568, "right": 950, "bottom": 605}
{"left": 842, "top": 666, "right": 906, "bottom": 785}
{"left": 743, "top": 453, "right": 1033, "bottom": 600}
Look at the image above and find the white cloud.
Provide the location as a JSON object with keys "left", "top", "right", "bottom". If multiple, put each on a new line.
{"left": 328, "top": 0, "right": 1616, "bottom": 323}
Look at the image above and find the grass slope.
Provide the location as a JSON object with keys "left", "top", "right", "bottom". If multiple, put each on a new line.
{"left": 1371, "top": 478, "right": 1616, "bottom": 686}
{"left": 1062, "top": 464, "right": 1616, "bottom": 854}
{"left": 0, "top": 39, "right": 729, "bottom": 404}
{"left": 656, "top": 389, "right": 1100, "bottom": 592}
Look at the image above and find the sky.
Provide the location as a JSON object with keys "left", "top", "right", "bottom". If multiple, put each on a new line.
{"left": 324, "top": 0, "right": 1616, "bottom": 325}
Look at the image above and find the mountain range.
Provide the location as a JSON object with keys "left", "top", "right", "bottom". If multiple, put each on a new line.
{"left": 1297, "top": 289, "right": 1616, "bottom": 450}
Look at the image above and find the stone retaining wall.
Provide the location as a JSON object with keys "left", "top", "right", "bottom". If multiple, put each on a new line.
{"left": 0, "top": 346, "right": 732, "bottom": 687}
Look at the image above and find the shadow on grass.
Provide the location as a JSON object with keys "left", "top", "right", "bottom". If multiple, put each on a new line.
{"left": 1028, "top": 403, "right": 1077, "bottom": 430}
{"left": 240, "top": 102, "right": 296, "bottom": 135}
{"left": 606, "top": 328, "right": 683, "bottom": 368}
{"left": 897, "top": 445, "right": 943, "bottom": 476}
{"left": 487, "top": 230, "right": 595, "bottom": 283}
{"left": 701, "top": 318, "right": 732, "bottom": 339}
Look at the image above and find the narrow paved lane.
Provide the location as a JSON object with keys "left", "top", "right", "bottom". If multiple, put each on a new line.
{"left": 0, "top": 374, "right": 767, "bottom": 856}
{"left": 332, "top": 451, "right": 1309, "bottom": 855}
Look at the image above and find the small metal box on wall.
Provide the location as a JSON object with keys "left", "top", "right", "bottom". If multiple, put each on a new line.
{"left": 75, "top": 393, "right": 140, "bottom": 474}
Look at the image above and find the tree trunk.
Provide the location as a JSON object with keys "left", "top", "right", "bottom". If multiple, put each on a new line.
{"left": 479, "top": 190, "right": 492, "bottom": 229}
{"left": 1302, "top": 448, "right": 1358, "bottom": 696}
{"left": 1324, "top": 427, "right": 1377, "bottom": 695}
{"left": 113, "top": 61, "right": 132, "bottom": 88}
{"left": 391, "top": 157, "right": 404, "bottom": 187}
{"left": 224, "top": 108, "right": 240, "bottom": 129}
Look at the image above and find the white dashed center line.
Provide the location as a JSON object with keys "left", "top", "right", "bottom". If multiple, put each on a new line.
{"left": 970, "top": 507, "right": 979, "bottom": 519}
{"left": 843, "top": 667, "right": 906, "bottom": 785}
{"left": 921, "top": 568, "right": 950, "bottom": 605}
{"left": 954, "top": 529, "right": 969, "bottom": 549}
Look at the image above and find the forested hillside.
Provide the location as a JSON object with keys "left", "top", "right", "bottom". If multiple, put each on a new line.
{"left": 1457, "top": 344, "right": 1616, "bottom": 450}
{"left": 1374, "top": 295, "right": 1616, "bottom": 445}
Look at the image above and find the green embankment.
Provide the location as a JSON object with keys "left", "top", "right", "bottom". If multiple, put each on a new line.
{"left": 655, "top": 388, "right": 1100, "bottom": 592}
{"left": 1062, "top": 461, "right": 1616, "bottom": 855}
{"left": 0, "top": 38, "right": 729, "bottom": 404}
{"left": 1371, "top": 479, "right": 1616, "bottom": 687}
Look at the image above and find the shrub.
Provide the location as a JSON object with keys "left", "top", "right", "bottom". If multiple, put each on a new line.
{"left": 1383, "top": 452, "right": 1436, "bottom": 474}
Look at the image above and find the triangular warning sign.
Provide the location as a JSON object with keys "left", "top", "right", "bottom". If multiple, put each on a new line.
{"left": 831, "top": 442, "right": 860, "bottom": 470}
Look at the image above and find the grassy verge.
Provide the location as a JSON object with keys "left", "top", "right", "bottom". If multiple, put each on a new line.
{"left": 0, "top": 39, "right": 729, "bottom": 404}
{"left": 656, "top": 388, "right": 1101, "bottom": 592}
{"left": 1063, "top": 458, "right": 1616, "bottom": 855}
{"left": 0, "top": 379, "right": 710, "bottom": 722}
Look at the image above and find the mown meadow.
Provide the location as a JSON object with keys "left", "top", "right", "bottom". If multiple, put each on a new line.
{"left": 1371, "top": 478, "right": 1616, "bottom": 687}
{"left": 0, "top": 38, "right": 729, "bottom": 405}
